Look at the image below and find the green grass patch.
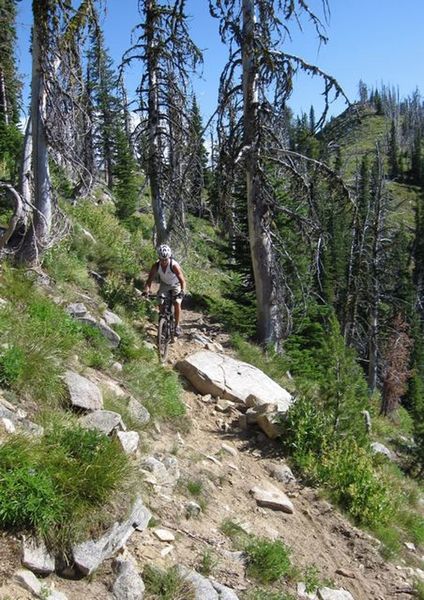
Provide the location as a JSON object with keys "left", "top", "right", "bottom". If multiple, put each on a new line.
{"left": 197, "top": 549, "right": 218, "bottom": 577}
{"left": 0, "top": 267, "right": 83, "bottom": 405}
{"left": 245, "top": 538, "right": 292, "bottom": 584}
{"left": 124, "top": 361, "right": 185, "bottom": 421}
{"left": 0, "top": 423, "right": 132, "bottom": 550}
{"left": 186, "top": 479, "right": 203, "bottom": 497}
{"left": 143, "top": 565, "right": 195, "bottom": 600}
{"left": 220, "top": 520, "right": 293, "bottom": 585}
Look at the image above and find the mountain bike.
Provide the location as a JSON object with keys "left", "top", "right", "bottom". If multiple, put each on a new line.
{"left": 142, "top": 290, "right": 183, "bottom": 362}
{"left": 157, "top": 290, "right": 177, "bottom": 362}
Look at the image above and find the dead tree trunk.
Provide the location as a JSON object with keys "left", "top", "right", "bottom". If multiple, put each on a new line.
{"left": 17, "top": 12, "right": 52, "bottom": 264}
{"left": 243, "top": 0, "right": 282, "bottom": 348}
{"left": 146, "top": 0, "right": 167, "bottom": 245}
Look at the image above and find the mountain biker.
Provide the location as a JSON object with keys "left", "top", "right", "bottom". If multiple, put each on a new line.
{"left": 143, "top": 244, "right": 186, "bottom": 336}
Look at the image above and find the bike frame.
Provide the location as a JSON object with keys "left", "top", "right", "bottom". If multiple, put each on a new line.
{"left": 157, "top": 290, "right": 176, "bottom": 362}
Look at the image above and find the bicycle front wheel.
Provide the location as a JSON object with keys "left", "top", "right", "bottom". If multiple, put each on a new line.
{"left": 157, "top": 317, "right": 170, "bottom": 362}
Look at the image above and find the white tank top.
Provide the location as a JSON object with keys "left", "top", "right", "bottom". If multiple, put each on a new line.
{"left": 158, "top": 259, "right": 180, "bottom": 286}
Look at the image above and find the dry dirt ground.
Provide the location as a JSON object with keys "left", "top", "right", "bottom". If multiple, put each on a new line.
{"left": 0, "top": 308, "right": 420, "bottom": 600}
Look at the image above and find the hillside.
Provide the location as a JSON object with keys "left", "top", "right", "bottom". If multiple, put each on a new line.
{"left": 0, "top": 194, "right": 422, "bottom": 600}
{"left": 0, "top": 282, "right": 421, "bottom": 600}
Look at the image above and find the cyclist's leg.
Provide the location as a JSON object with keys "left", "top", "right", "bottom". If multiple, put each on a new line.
{"left": 172, "top": 285, "right": 183, "bottom": 335}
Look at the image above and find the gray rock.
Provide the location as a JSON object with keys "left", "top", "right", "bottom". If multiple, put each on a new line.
{"left": 77, "top": 313, "right": 98, "bottom": 327}
{"left": 112, "top": 556, "right": 145, "bottom": 600}
{"left": 103, "top": 310, "right": 123, "bottom": 327}
{"left": 66, "top": 303, "right": 88, "bottom": 318}
{"left": 0, "top": 297, "right": 8, "bottom": 308}
{"left": 22, "top": 537, "right": 55, "bottom": 575}
{"left": 80, "top": 410, "right": 125, "bottom": 435}
{"left": 117, "top": 431, "right": 140, "bottom": 454}
{"left": 73, "top": 497, "right": 151, "bottom": 575}
{"left": 267, "top": 463, "right": 296, "bottom": 484}
{"left": 65, "top": 370, "right": 103, "bottom": 411}
{"left": 176, "top": 351, "right": 292, "bottom": 412}
{"left": 256, "top": 413, "right": 282, "bottom": 439}
{"left": 141, "top": 455, "right": 179, "bottom": 488}
{"left": 186, "top": 501, "right": 202, "bottom": 518}
{"left": 0, "top": 416, "right": 15, "bottom": 433}
{"left": 112, "top": 362, "right": 124, "bottom": 373}
{"left": 127, "top": 398, "right": 150, "bottom": 426}
{"left": 177, "top": 566, "right": 218, "bottom": 599}
{"left": 297, "top": 582, "right": 318, "bottom": 599}
{"left": 19, "top": 419, "right": 44, "bottom": 437}
{"left": 211, "top": 580, "right": 240, "bottom": 599}
{"left": 15, "top": 569, "right": 68, "bottom": 599}
{"left": 98, "top": 319, "right": 121, "bottom": 348}
{"left": 250, "top": 485, "right": 294, "bottom": 513}
{"left": 370, "top": 442, "right": 395, "bottom": 460}
{"left": 317, "top": 589, "right": 354, "bottom": 600}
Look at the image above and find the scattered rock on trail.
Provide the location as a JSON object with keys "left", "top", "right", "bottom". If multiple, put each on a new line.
{"left": 22, "top": 538, "right": 55, "bottom": 575}
{"left": 15, "top": 569, "right": 68, "bottom": 599}
{"left": 317, "top": 588, "right": 355, "bottom": 600}
{"left": 72, "top": 496, "right": 151, "bottom": 576}
{"left": 176, "top": 350, "right": 292, "bottom": 412}
{"left": 250, "top": 484, "right": 295, "bottom": 513}
{"left": 112, "top": 554, "right": 145, "bottom": 600}
{"left": 80, "top": 409, "right": 125, "bottom": 435}
{"left": 116, "top": 430, "right": 140, "bottom": 454}
{"left": 64, "top": 370, "right": 103, "bottom": 411}
{"left": 177, "top": 565, "right": 240, "bottom": 600}
{"left": 267, "top": 462, "right": 296, "bottom": 484}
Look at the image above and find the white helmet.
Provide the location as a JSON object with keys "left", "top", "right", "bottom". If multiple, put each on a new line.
{"left": 157, "top": 244, "right": 172, "bottom": 259}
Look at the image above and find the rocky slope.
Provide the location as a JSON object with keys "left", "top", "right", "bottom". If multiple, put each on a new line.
{"left": 0, "top": 307, "right": 422, "bottom": 600}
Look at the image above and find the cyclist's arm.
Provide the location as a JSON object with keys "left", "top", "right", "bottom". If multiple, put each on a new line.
{"left": 144, "top": 263, "right": 158, "bottom": 293}
{"left": 173, "top": 263, "right": 186, "bottom": 293}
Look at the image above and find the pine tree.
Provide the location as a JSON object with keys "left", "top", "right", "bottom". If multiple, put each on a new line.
{"left": 188, "top": 96, "right": 208, "bottom": 216}
{"left": 0, "top": 0, "right": 22, "bottom": 179}
{"left": 86, "top": 28, "right": 121, "bottom": 188}
{"left": 410, "top": 130, "right": 422, "bottom": 184}
{"left": 113, "top": 126, "right": 139, "bottom": 221}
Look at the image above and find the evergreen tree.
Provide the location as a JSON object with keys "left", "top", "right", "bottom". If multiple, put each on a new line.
{"left": 113, "top": 126, "right": 139, "bottom": 221}
{"left": 358, "top": 79, "right": 368, "bottom": 104}
{"left": 309, "top": 105, "right": 316, "bottom": 132}
{"left": 0, "top": 0, "right": 22, "bottom": 179}
{"left": 410, "top": 130, "right": 422, "bottom": 184}
{"left": 86, "top": 28, "right": 121, "bottom": 188}
{"left": 373, "top": 90, "right": 383, "bottom": 115}
{"left": 188, "top": 96, "right": 208, "bottom": 216}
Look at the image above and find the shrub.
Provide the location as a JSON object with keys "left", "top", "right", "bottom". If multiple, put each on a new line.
{"left": 280, "top": 394, "right": 332, "bottom": 479}
{"left": 317, "top": 439, "right": 395, "bottom": 527}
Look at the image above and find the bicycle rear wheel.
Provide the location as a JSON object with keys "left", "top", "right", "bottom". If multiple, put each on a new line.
{"left": 157, "top": 317, "right": 170, "bottom": 362}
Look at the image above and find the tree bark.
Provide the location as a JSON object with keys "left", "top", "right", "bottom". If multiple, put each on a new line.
{"left": 242, "top": 0, "right": 281, "bottom": 348}
{"left": 146, "top": 0, "right": 167, "bottom": 244}
{"left": 0, "top": 67, "right": 9, "bottom": 125}
{"left": 17, "top": 6, "right": 52, "bottom": 264}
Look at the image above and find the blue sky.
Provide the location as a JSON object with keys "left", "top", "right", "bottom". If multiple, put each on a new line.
{"left": 16, "top": 0, "right": 424, "bottom": 123}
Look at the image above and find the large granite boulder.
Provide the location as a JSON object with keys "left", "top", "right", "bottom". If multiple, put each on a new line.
{"left": 176, "top": 350, "right": 292, "bottom": 412}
